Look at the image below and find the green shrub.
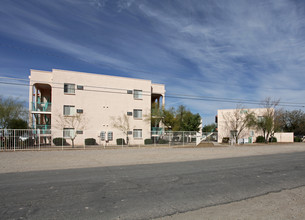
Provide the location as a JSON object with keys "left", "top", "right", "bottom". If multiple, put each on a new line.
{"left": 222, "top": 137, "right": 229, "bottom": 143}
{"left": 85, "top": 138, "right": 96, "bottom": 145}
{"left": 116, "top": 138, "right": 126, "bottom": 145}
{"left": 53, "top": 137, "right": 67, "bottom": 146}
{"left": 256, "top": 136, "right": 265, "bottom": 143}
{"left": 144, "top": 139, "right": 153, "bottom": 145}
{"left": 294, "top": 136, "right": 302, "bottom": 142}
{"left": 269, "top": 137, "right": 277, "bottom": 142}
{"left": 158, "top": 139, "right": 169, "bottom": 144}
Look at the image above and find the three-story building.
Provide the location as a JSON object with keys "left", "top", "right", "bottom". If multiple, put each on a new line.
{"left": 29, "top": 69, "right": 165, "bottom": 145}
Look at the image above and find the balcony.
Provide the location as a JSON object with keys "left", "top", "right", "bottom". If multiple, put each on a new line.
{"left": 33, "top": 125, "right": 51, "bottom": 134}
{"left": 32, "top": 102, "right": 51, "bottom": 112}
{"left": 151, "top": 127, "right": 164, "bottom": 136}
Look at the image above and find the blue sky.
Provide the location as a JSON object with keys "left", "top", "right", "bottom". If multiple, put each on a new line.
{"left": 1, "top": 0, "right": 305, "bottom": 124}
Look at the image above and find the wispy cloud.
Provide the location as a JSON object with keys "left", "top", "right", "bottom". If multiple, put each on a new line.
{"left": 1, "top": 0, "right": 305, "bottom": 124}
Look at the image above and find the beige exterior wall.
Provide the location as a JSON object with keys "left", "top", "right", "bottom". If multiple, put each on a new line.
{"left": 274, "top": 132, "right": 294, "bottom": 142}
{"left": 29, "top": 69, "right": 165, "bottom": 145}
{"left": 217, "top": 108, "right": 293, "bottom": 143}
{"left": 217, "top": 108, "right": 267, "bottom": 143}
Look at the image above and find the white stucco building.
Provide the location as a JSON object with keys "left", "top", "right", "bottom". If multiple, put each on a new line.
{"left": 217, "top": 108, "right": 293, "bottom": 143}
{"left": 29, "top": 69, "right": 165, "bottom": 145}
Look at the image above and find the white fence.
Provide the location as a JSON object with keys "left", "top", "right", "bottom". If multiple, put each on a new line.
{"left": 201, "top": 132, "right": 218, "bottom": 142}
{"left": 0, "top": 129, "right": 198, "bottom": 151}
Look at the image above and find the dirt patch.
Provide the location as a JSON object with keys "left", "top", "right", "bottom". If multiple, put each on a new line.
{"left": 157, "top": 186, "right": 305, "bottom": 220}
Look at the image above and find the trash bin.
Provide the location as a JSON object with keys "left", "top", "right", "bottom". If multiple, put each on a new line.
{"left": 248, "top": 137, "right": 252, "bottom": 144}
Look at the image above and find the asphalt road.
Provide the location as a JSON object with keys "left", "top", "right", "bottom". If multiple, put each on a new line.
{"left": 1, "top": 151, "right": 305, "bottom": 220}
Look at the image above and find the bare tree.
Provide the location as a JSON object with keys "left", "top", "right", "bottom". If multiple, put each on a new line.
{"left": 111, "top": 114, "right": 131, "bottom": 145}
{"left": 257, "top": 97, "right": 280, "bottom": 142}
{"left": 222, "top": 105, "right": 254, "bottom": 144}
{"left": 55, "top": 112, "right": 86, "bottom": 148}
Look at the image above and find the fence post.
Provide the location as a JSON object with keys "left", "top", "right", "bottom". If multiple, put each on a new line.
{"left": 14, "top": 129, "right": 16, "bottom": 151}
{"left": 183, "top": 131, "right": 184, "bottom": 146}
{"left": 38, "top": 129, "right": 41, "bottom": 151}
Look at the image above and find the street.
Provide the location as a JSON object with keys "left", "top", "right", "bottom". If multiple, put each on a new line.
{"left": 1, "top": 151, "right": 305, "bottom": 220}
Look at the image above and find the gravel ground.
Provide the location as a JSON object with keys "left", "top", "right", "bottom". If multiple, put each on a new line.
{"left": 0, "top": 143, "right": 305, "bottom": 174}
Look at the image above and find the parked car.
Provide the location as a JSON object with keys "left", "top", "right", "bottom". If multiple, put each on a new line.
{"left": 19, "top": 134, "right": 34, "bottom": 142}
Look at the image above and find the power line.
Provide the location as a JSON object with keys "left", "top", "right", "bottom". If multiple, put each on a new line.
{"left": 0, "top": 76, "right": 153, "bottom": 93}
{"left": 0, "top": 81, "right": 304, "bottom": 108}
{"left": 166, "top": 93, "right": 305, "bottom": 105}
{"left": 2, "top": 75, "right": 305, "bottom": 105}
{"left": 165, "top": 95, "right": 305, "bottom": 108}
{"left": 0, "top": 76, "right": 29, "bottom": 82}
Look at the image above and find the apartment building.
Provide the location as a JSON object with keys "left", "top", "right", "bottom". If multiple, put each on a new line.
{"left": 29, "top": 69, "right": 165, "bottom": 145}
{"left": 217, "top": 108, "right": 293, "bottom": 143}
{"left": 217, "top": 108, "right": 267, "bottom": 143}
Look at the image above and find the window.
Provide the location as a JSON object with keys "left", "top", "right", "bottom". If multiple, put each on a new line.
{"left": 100, "top": 131, "right": 105, "bottom": 141}
{"left": 127, "top": 90, "right": 133, "bottom": 94}
{"left": 76, "top": 130, "right": 83, "bottom": 134}
{"left": 250, "top": 131, "right": 254, "bottom": 137}
{"left": 64, "top": 105, "right": 75, "bottom": 116}
{"left": 133, "top": 109, "right": 142, "bottom": 119}
{"left": 133, "top": 129, "right": 142, "bottom": 138}
{"left": 134, "top": 90, "right": 142, "bottom": 99}
{"left": 64, "top": 83, "right": 75, "bottom": 94}
{"left": 77, "top": 85, "right": 84, "bottom": 90}
{"left": 108, "top": 131, "right": 113, "bottom": 141}
{"left": 77, "top": 109, "right": 83, "bottom": 114}
{"left": 257, "top": 116, "right": 265, "bottom": 122}
{"left": 63, "top": 128, "right": 75, "bottom": 138}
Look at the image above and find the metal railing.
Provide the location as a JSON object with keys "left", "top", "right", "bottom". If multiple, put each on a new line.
{"left": 0, "top": 129, "right": 42, "bottom": 151}
{"left": 34, "top": 125, "right": 51, "bottom": 134}
{"left": 151, "top": 127, "right": 164, "bottom": 136}
{"left": 0, "top": 129, "right": 199, "bottom": 151}
{"left": 32, "top": 102, "right": 51, "bottom": 112}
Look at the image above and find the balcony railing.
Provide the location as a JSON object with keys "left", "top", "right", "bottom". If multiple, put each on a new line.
{"left": 32, "top": 102, "right": 51, "bottom": 112}
{"left": 151, "top": 127, "right": 163, "bottom": 136}
{"left": 33, "top": 125, "right": 51, "bottom": 134}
